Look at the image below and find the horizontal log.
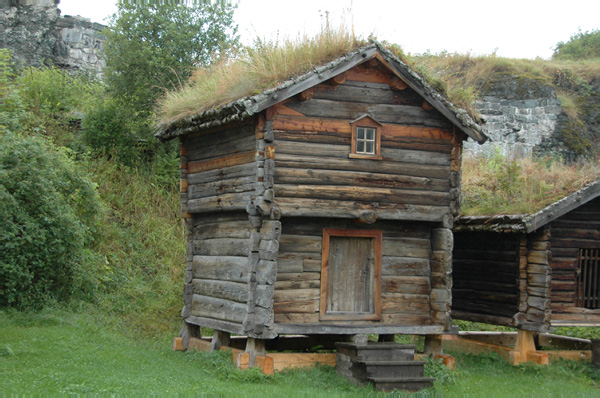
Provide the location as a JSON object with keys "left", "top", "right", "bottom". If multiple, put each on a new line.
{"left": 382, "top": 237, "right": 431, "bottom": 258}
{"left": 184, "top": 315, "right": 245, "bottom": 335}
{"left": 276, "top": 272, "right": 321, "bottom": 281}
{"left": 184, "top": 123, "right": 255, "bottom": 155}
{"left": 187, "top": 163, "right": 256, "bottom": 185}
{"left": 192, "top": 255, "right": 249, "bottom": 283}
{"left": 279, "top": 234, "right": 322, "bottom": 253}
{"left": 273, "top": 299, "right": 319, "bottom": 314}
{"left": 381, "top": 256, "right": 430, "bottom": 276}
{"left": 191, "top": 279, "right": 249, "bottom": 303}
{"left": 313, "top": 80, "right": 402, "bottom": 105}
{"left": 274, "top": 167, "right": 449, "bottom": 192}
{"left": 193, "top": 219, "right": 252, "bottom": 240}
{"left": 550, "top": 257, "right": 578, "bottom": 270}
{"left": 191, "top": 294, "right": 247, "bottom": 324}
{"left": 276, "top": 197, "right": 448, "bottom": 221}
{"left": 187, "top": 151, "right": 257, "bottom": 174}
{"left": 187, "top": 192, "right": 252, "bottom": 213}
{"left": 187, "top": 134, "right": 255, "bottom": 162}
{"left": 275, "top": 279, "right": 321, "bottom": 290}
{"left": 274, "top": 313, "right": 319, "bottom": 324}
{"left": 382, "top": 276, "right": 431, "bottom": 295}
{"left": 380, "top": 314, "right": 432, "bottom": 325}
{"left": 550, "top": 237, "right": 600, "bottom": 249}
{"left": 450, "top": 311, "right": 515, "bottom": 327}
{"left": 187, "top": 176, "right": 255, "bottom": 199}
{"left": 285, "top": 99, "right": 451, "bottom": 128}
{"left": 280, "top": 217, "right": 432, "bottom": 239}
{"left": 275, "top": 184, "right": 449, "bottom": 206}
{"left": 193, "top": 238, "right": 250, "bottom": 257}
{"left": 273, "top": 324, "right": 444, "bottom": 335}
{"left": 381, "top": 293, "right": 430, "bottom": 313}
{"left": 275, "top": 153, "right": 449, "bottom": 179}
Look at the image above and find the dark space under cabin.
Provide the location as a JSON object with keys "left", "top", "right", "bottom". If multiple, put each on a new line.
{"left": 156, "top": 43, "right": 487, "bottom": 359}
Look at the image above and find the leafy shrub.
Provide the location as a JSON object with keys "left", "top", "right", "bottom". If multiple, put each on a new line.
{"left": 0, "top": 132, "right": 101, "bottom": 309}
{"left": 553, "top": 29, "right": 600, "bottom": 60}
{"left": 81, "top": 96, "right": 146, "bottom": 165}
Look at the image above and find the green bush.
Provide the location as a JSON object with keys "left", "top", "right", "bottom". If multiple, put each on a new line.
{"left": 81, "top": 96, "right": 147, "bottom": 165}
{"left": 553, "top": 29, "right": 600, "bottom": 60}
{"left": 0, "top": 132, "right": 101, "bottom": 309}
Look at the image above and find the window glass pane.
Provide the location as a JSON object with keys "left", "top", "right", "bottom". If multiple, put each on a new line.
{"left": 357, "top": 141, "right": 365, "bottom": 153}
{"left": 366, "top": 141, "right": 374, "bottom": 154}
{"left": 366, "top": 129, "right": 374, "bottom": 140}
{"left": 357, "top": 128, "right": 364, "bottom": 139}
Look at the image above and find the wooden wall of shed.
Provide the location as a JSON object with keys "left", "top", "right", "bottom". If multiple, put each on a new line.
{"left": 180, "top": 121, "right": 257, "bottom": 216}
{"left": 549, "top": 197, "right": 600, "bottom": 325}
{"left": 273, "top": 217, "right": 440, "bottom": 329}
{"left": 268, "top": 61, "right": 461, "bottom": 222}
{"left": 452, "top": 231, "right": 520, "bottom": 326}
{"left": 182, "top": 212, "right": 252, "bottom": 334}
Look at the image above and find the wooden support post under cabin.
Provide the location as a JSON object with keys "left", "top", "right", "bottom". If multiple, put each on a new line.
{"left": 510, "top": 330, "right": 549, "bottom": 365}
{"left": 424, "top": 335, "right": 443, "bottom": 355}
{"left": 179, "top": 321, "right": 201, "bottom": 350}
{"left": 211, "top": 330, "right": 231, "bottom": 352}
{"left": 245, "top": 338, "right": 267, "bottom": 367}
{"left": 378, "top": 334, "right": 396, "bottom": 342}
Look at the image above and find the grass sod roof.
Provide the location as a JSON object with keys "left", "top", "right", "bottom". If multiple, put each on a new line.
{"left": 155, "top": 38, "right": 487, "bottom": 143}
{"left": 459, "top": 155, "right": 600, "bottom": 231}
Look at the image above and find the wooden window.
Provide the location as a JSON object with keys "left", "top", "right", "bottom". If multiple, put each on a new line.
{"left": 350, "top": 116, "right": 382, "bottom": 160}
{"left": 320, "top": 229, "right": 382, "bottom": 321}
{"left": 577, "top": 248, "right": 600, "bottom": 309}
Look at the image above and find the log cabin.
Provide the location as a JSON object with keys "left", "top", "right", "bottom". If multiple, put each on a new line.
{"left": 453, "top": 180, "right": 600, "bottom": 333}
{"left": 156, "top": 42, "right": 487, "bottom": 359}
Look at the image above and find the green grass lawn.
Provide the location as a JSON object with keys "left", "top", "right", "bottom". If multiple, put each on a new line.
{"left": 1, "top": 309, "right": 599, "bottom": 397}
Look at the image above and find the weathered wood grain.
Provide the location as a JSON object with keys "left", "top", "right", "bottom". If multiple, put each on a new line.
{"left": 274, "top": 167, "right": 449, "bottom": 192}
{"left": 275, "top": 153, "right": 450, "bottom": 180}
{"left": 187, "top": 163, "right": 256, "bottom": 186}
{"left": 275, "top": 197, "right": 449, "bottom": 221}
{"left": 192, "top": 279, "right": 249, "bottom": 303}
{"left": 193, "top": 238, "right": 251, "bottom": 257}
{"left": 285, "top": 98, "right": 452, "bottom": 128}
{"left": 187, "top": 192, "right": 252, "bottom": 213}
{"left": 191, "top": 294, "right": 247, "bottom": 324}
{"left": 192, "top": 255, "right": 249, "bottom": 283}
{"left": 187, "top": 176, "right": 255, "bottom": 199}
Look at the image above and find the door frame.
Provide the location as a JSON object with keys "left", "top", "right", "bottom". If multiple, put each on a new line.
{"left": 319, "top": 228, "right": 382, "bottom": 321}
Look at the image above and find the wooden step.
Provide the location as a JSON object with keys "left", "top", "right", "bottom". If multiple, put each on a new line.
{"left": 370, "top": 376, "right": 435, "bottom": 392}
{"left": 353, "top": 360, "right": 426, "bottom": 379}
{"left": 335, "top": 342, "right": 416, "bottom": 361}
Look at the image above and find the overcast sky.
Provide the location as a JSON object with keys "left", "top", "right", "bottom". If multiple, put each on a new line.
{"left": 58, "top": 0, "right": 599, "bottom": 59}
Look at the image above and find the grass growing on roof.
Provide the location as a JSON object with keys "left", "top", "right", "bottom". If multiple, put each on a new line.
{"left": 157, "top": 27, "right": 367, "bottom": 125}
{"left": 461, "top": 151, "right": 600, "bottom": 216}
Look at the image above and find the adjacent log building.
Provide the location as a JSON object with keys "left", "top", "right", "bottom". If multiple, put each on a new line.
{"left": 156, "top": 42, "right": 487, "bottom": 351}
{"left": 453, "top": 181, "right": 600, "bottom": 332}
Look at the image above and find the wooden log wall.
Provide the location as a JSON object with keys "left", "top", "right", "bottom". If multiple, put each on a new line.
{"left": 452, "top": 231, "right": 520, "bottom": 326}
{"left": 181, "top": 121, "right": 257, "bottom": 215}
{"left": 185, "top": 211, "right": 252, "bottom": 335}
{"left": 269, "top": 60, "right": 460, "bottom": 223}
{"left": 514, "top": 227, "right": 552, "bottom": 332}
{"left": 273, "top": 217, "right": 436, "bottom": 328}
{"left": 549, "top": 197, "right": 600, "bottom": 325}
{"left": 180, "top": 119, "right": 281, "bottom": 338}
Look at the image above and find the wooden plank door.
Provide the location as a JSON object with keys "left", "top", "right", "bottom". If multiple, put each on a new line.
{"left": 320, "top": 229, "right": 382, "bottom": 321}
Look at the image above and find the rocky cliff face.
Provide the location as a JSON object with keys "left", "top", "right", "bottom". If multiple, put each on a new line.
{"left": 465, "top": 72, "right": 599, "bottom": 161}
{"left": 0, "top": 0, "right": 106, "bottom": 77}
